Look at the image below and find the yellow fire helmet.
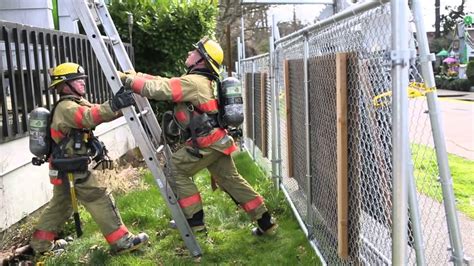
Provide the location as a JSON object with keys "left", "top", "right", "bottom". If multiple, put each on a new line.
{"left": 49, "top": 62, "right": 87, "bottom": 88}
{"left": 194, "top": 37, "right": 224, "bottom": 74}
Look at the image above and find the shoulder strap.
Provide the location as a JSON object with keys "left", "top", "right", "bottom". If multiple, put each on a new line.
{"left": 50, "top": 96, "right": 82, "bottom": 122}
{"left": 187, "top": 68, "right": 220, "bottom": 82}
{"left": 48, "top": 96, "right": 85, "bottom": 158}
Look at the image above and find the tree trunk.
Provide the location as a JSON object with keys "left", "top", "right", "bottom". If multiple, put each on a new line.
{"left": 435, "top": 0, "right": 441, "bottom": 37}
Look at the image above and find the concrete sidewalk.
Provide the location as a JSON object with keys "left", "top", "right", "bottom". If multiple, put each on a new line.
{"left": 434, "top": 89, "right": 474, "bottom": 160}
{"left": 408, "top": 89, "right": 473, "bottom": 160}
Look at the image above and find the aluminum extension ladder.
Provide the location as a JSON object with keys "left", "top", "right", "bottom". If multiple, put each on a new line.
{"left": 66, "top": 0, "right": 202, "bottom": 257}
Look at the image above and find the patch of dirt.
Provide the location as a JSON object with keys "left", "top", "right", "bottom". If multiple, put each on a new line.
{"left": 0, "top": 216, "right": 37, "bottom": 265}
{"left": 95, "top": 164, "right": 149, "bottom": 195}
{"left": 95, "top": 147, "right": 150, "bottom": 194}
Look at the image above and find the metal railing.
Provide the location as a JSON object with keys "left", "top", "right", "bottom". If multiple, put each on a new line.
{"left": 0, "top": 20, "right": 134, "bottom": 143}
{"left": 239, "top": 0, "right": 470, "bottom": 265}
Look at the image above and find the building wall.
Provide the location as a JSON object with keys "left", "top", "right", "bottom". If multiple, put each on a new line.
{"left": 0, "top": 0, "right": 54, "bottom": 29}
{"left": 0, "top": 0, "right": 78, "bottom": 33}
{"left": 0, "top": 119, "right": 137, "bottom": 232}
{"left": 58, "top": 0, "right": 78, "bottom": 33}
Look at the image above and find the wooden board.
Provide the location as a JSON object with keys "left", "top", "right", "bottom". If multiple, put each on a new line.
{"left": 336, "top": 52, "right": 349, "bottom": 259}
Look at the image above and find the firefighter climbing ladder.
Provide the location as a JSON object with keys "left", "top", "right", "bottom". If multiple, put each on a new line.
{"left": 66, "top": 0, "right": 202, "bottom": 257}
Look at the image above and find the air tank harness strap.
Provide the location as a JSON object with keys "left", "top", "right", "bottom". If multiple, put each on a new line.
{"left": 187, "top": 104, "right": 203, "bottom": 158}
{"left": 50, "top": 129, "right": 92, "bottom": 175}
{"left": 185, "top": 104, "right": 219, "bottom": 158}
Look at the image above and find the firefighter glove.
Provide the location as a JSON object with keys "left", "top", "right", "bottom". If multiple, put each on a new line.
{"left": 110, "top": 87, "right": 135, "bottom": 111}
{"left": 117, "top": 71, "right": 128, "bottom": 83}
{"left": 117, "top": 70, "right": 136, "bottom": 84}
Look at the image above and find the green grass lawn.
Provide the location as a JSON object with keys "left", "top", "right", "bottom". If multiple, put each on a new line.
{"left": 412, "top": 144, "right": 474, "bottom": 219}
{"left": 41, "top": 151, "right": 321, "bottom": 265}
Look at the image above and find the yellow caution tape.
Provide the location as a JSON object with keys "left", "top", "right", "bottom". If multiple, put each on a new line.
{"left": 373, "top": 82, "right": 436, "bottom": 107}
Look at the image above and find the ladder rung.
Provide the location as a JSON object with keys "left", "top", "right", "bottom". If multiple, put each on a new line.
{"left": 156, "top": 145, "right": 164, "bottom": 154}
{"left": 136, "top": 108, "right": 149, "bottom": 118}
{"left": 99, "top": 35, "right": 121, "bottom": 45}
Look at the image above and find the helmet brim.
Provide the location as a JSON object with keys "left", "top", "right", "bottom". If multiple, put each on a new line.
{"left": 49, "top": 74, "right": 88, "bottom": 89}
{"left": 208, "top": 62, "right": 221, "bottom": 75}
{"left": 195, "top": 42, "right": 221, "bottom": 74}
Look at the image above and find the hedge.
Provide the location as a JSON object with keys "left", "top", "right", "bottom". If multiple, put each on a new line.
{"left": 435, "top": 77, "right": 473, "bottom": 91}
{"left": 108, "top": 0, "right": 218, "bottom": 77}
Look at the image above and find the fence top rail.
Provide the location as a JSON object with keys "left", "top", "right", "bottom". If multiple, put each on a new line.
{"left": 0, "top": 19, "right": 85, "bottom": 38}
{"left": 0, "top": 19, "right": 133, "bottom": 49}
{"left": 274, "top": 0, "right": 390, "bottom": 46}
{"left": 241, "top": 52, "right": 270, "bottom": 62}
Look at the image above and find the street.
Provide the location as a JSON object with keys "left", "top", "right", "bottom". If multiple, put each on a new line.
{"left": 409, "top": 91, "right": 474, "bottom": 160}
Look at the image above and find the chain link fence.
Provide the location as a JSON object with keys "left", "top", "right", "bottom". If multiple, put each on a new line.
{"left": 242, "top": 54, "right": 272, "bottom": 164}
{"left": 239, "top": 1, "right": 471, "bottom": 264}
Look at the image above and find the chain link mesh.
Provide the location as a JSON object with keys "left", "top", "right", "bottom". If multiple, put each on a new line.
{"left": 239, "top": 2, "right": 471, "bottom": 264}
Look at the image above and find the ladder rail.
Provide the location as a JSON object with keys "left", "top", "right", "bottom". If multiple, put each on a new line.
{"left": 67, "top": 0, "right": 202, "bottom": 257}
{"left": 94, "top": 1, "right": 164, "bottom": 146}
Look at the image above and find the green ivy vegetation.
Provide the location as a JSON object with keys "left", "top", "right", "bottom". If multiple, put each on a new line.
{"left": 108, "top": 0, "right": 218, "bottom": 77}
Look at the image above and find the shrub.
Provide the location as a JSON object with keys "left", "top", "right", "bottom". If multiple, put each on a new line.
{"left": 466, "top": 61, "right": 474, "bottom": 84}
{"left": 435, "top": 77, "right": 472, "bottom": 91}
{"left": 108, "top": 0, "right": 218, "bottom": 76}
{"left": 448, "top": 79, "right": 471, "bottom": 91}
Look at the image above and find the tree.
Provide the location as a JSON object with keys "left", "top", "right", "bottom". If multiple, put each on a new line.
{"left": 435, "top": 0, "right": 441, "bottom": 37}
{"left": 277, "top": 19, "right": 306, "bottom": 38}
{"left": 440, "top": 0, "right": 466, "bottom": 36}
{"left": 216, "top": 0, "right": 270, "bottom": 63}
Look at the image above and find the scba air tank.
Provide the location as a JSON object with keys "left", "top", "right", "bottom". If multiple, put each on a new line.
{"left": 219, "top": 77, "right": 244, "bottom": 128}
{"left": 29, "top": 107, "right": 51, "bottom": 158}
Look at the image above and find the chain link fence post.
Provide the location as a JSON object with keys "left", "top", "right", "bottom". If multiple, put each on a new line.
{"left": 391, "top": 0, "right": 411, "bottom": 263}
{"left": 411, "top": 0, "right": 467, "bottom": 264}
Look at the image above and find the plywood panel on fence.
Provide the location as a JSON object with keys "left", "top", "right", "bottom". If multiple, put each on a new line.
{"left": 283, "top": 59, "right": 293, "bottom": 178}
{"left": 308, "top": 54, "right": 337, "bottom": 237}
{"left": 245, "top": 73, "right": 253, "bottom": 140}
{"left": 254, "top": 73, "right": 263, "bottom": 151}
{"left": 286, "top": 59, "right": 307, "bottom": 192}
{"left": 260, "top": 72, "right": 267, "bottom": 157}
{"left": 336, "top": 53, "right": 349, "bottom": 260}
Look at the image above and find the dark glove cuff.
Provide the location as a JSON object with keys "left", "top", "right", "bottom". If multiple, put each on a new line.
{"left": 109, "top": 100, "right": 119, "bottom": 112}
{"left": 124, "top": 77, "right": 134, "bottom": 91}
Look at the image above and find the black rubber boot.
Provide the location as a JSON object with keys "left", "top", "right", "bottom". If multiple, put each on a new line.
{"left": 169, "top": 210, "right": 207, "bottom": 233}
{"left": 252, "top": 212, "right": 278, "bottom": 236}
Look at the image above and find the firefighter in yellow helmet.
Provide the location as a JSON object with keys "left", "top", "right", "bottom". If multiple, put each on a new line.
{"left": 30, "top": 62, "right": 149, "bottom": 254}
{"left": 120, "top": 37, "right": 278, "bottom": 236}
